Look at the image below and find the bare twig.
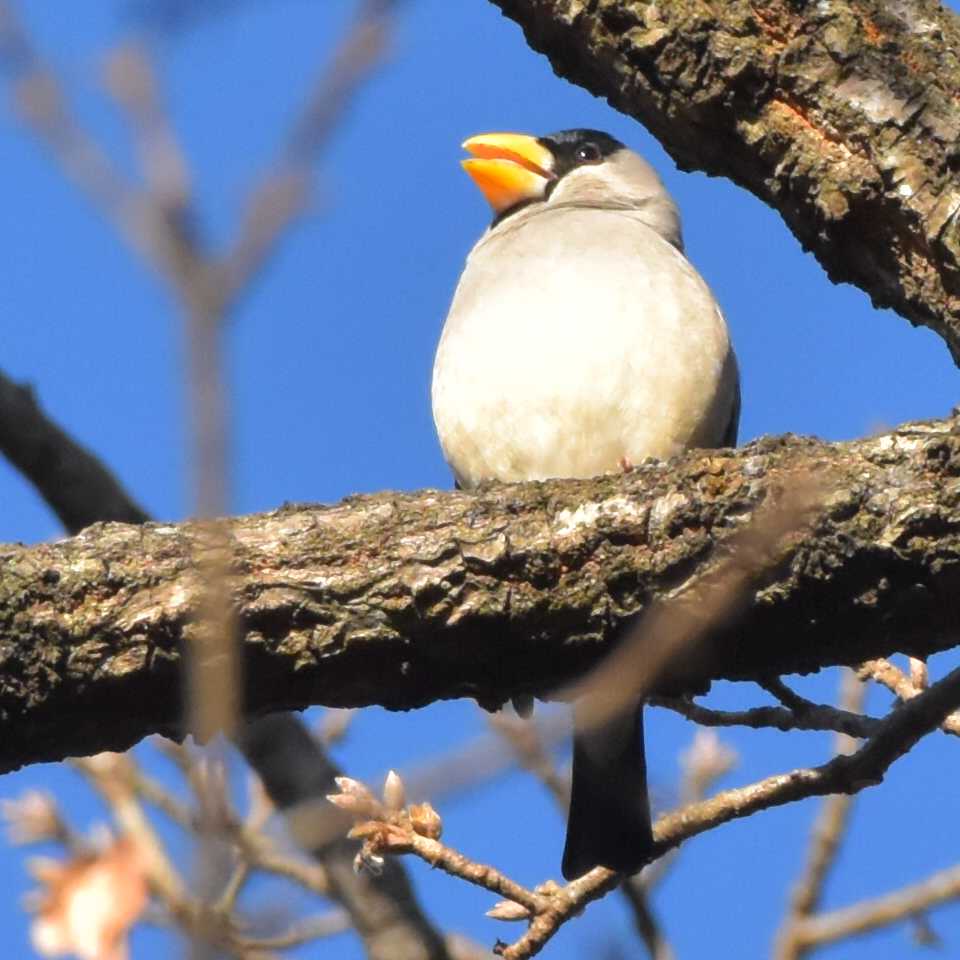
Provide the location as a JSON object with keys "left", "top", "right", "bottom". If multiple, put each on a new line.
{"left": 0, "top": 3, "right": 135, "bottom": 230}
{"left": 333, "top": 663, "right": 960, "bottom": 959}
{"left": 759, "top": 677, "right": 821, "bottom": 716}
{"left": 649, "top": 694, "right": 879, "bottom": 739}
{"left": 102, "top": 42, "right": 191, "bottom": 216}
{"left": 240, "top": 714, "right": 452, "bottom": 960}
{"left": 860, "top": 659, "right": 960, "bottom": 737}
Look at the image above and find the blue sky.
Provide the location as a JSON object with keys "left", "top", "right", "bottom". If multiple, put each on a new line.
{"left": 2, "top": 1, "right": 960, "bottom": 957}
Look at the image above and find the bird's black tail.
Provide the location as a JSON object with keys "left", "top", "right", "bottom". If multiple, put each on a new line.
{"left": 561, "top": 702, "right": 653, "bottom": 880}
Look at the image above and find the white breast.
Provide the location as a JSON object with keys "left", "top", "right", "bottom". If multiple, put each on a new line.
{"left": 432, "top": 206, "right": 738, "bottom": 488}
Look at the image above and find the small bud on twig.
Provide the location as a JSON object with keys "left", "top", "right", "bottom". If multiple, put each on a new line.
{"left": 409, "top": 802, "right": 443, "bottom": 839}
{"left": 383, "top": 770, "right": 406, "bottom": 812}
{"left": 487, "top": 899, "right": 532, "bottom": 921}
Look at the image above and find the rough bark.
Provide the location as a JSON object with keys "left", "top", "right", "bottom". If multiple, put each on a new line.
{"left": 488, "top": 0, "right": 960, "bottom": 364}
{"left": 2, "top": 415, "right": 959, "bottom": 772}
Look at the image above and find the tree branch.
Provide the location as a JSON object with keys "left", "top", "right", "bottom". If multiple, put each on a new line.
{"left": 0, "top": 370, "right": 149, "bottom": 532}
{"left": 488, "top": 0, "right": 960, "bottom": 365}
{"left": 790, "top": 862, "right": 960, "bottom": 949}
{"left": 1, "top": 415, "right": 958, "bottom": 769}
{"left": 332, "top": 664, "right": 960, "bottom": 959}
{"left": 649, "top": 694, "right": 880, "bottom": 739}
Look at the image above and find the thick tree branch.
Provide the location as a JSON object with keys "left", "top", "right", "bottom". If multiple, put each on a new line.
{"left": 0, "top": 371, "right": 149, "bottom": 531}
{"left": 1, "top": 414, "right": 959, "bottom": 769}
{"left": 488, "top": 0, "right": 960, "bottom": 364}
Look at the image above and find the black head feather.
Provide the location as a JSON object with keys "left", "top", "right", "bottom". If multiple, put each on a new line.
{"left": 537, "top": 129, "right": 625, "bottom": 178}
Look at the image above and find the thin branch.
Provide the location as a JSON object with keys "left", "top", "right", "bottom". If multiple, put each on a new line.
{"left": 217, "top": 0, "right": 399, "bottom": 309}
{"left": 0, "top": 3, "right": 135, "bottom": 226}
{"left": 759, "top": 677, "right": 822, "bottom": 717}
{"left": 860, "top": 658, "right": 960, "bottom": 737}
{"left": 326, "top": 664, "right": 960, "bottom": 959}
{"left": 793, "top": 862, "right": 960, "bottom": 949}
{"left": 232, "top": 910, "right": 352, "bottom": 950}
{"left": 502, "top": 664, "right": 960, "bottom": 958}
{"left": 650, "top": 694, "right": 880, "bottom": 738}
{"left": 102, "top": 41, "right": 191, "bottom": 217}
{"left": 239, "top": 714, "right": 452, "bottom": 960}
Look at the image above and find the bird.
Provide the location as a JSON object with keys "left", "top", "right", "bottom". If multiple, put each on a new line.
{"left": 431, "top": 128, "right": 740, "bottom": 880}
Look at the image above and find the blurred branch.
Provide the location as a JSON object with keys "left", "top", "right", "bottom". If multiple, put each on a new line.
{"left": 786, "top": 863, "right": 960, "bottom": 950}
{"left": 0, "top": 3, "right": 135, "bottom": 226}
{"left": 218, "top": 0, "right": 395, "bottom": 310}
{"left": 487, "top": 712, "right": 569, "bottom": 808}
{"left": 0, "top": 369, "right": 150, "bottom": 531}
{"left": 232, "top": 910, "right": 352, "bottom": 951}
{"left": 773, "top": 670, "right": 865, "bottom": 960}
{"left": 489, "top": 0, "right": 960, "bottom": 366}
{"left": 2, "top": 417, "right": 960, "bottom": 767}
{"left": 124, "top": 0, "right": 264, "bottom": 34}
{"left": 0, "top": 0, "right": 399, "bottom": 758}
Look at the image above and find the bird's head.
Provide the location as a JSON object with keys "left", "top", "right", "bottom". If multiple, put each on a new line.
{"left": 461, "top": 128, "right": 682, "bottom": 247}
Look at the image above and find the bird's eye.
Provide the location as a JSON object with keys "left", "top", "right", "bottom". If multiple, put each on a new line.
{"left": 575, "top": 142, "right": 602, "bottom": 163}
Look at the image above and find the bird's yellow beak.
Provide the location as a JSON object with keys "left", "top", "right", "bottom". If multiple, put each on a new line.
{"left": 461, "top": 133, "right": 556, "bottom": 213}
